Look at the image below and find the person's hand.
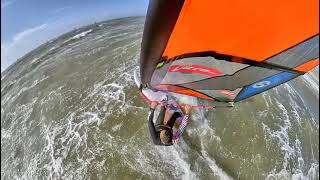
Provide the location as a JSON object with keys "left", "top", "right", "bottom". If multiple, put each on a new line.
{"left": 181, "top": 104, "right": 192, "bottom": 115}
{"left": 150, "top": 101, "right": 158, "bottom": 109}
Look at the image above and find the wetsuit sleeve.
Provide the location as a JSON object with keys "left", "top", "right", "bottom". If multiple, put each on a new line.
{"left": 147, "top": 108, "right": 162, "bottom": 145}
{"left": 172, "top": 114, "right": 189, "bottom": 144}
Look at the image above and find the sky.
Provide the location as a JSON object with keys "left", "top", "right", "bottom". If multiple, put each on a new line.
{"left": 1, "top": 0, "right": 149, "bottom": 72}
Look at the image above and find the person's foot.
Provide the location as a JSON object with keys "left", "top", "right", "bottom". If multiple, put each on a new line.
{"left": 160, "top": 95, "right": 168, "bottom": 105}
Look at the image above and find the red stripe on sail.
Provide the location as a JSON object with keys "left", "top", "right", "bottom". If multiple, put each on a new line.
{"left": 168, "top": 64, "right": 223, "bottom": 77}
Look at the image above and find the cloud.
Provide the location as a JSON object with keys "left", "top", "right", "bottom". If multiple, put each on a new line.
{"left": 1, "top": 19, "right": 82, "bottom": 72}
{"left": 13, "top": 23, "right": 48, "bottom": 42}
{"left": 1, "top": 23, "right": 48, "bottom": 72}
{"left": 1, "top": 0, "right": 16, "bottom": 9}
{"left": 51, "top": 6, "right": 72, "bottom": 14}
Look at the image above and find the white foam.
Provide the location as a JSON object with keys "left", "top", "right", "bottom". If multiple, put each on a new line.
{"left": 134, "top": 145, "right": 197, "bottom": 179}
{"left": 63, "top": 29, "right": 93, "bottom": 44}
{"left": 111, "top": 122, "right": 123, "bottom": 132}
{"left": 201, "top": 150, "right": 233, "bottom": 180}
{"left": 261, "top": 99, "right": 294, "bottom": 170}
{"left": 302, "top": 73, "right": 319, "bottom": 98}
{"left": 82, "top": 112, "right": 101, "bottom": 125}
{"left": 2, "top": 75, "right": 48, "bottom": 106}
{"left": 262, "top": 89, "right": 319, "bottom": 180}
{"left": 1, "top": 79, "right": 16, "bottom": 92}
{"left": 70, "top": 29, "right": 93, "bottom": 40}
{"left": 266, "top": 163, "right": 319, "bottom": 180}
{"left": 0, "top": 129, "right": 12, "bottom": 142}
{"left": 181, "top": 109, "right": 232, "bottom": 179}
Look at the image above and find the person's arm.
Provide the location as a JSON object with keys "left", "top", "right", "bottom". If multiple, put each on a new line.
{"left": 175, "top": 116, "right": 183, "bottom": 125}
{"left": 172, "top": 105, "right": 192, "bottom": 144}
{"left": 147, "top": 102, "right": 162, "bottom": 145}
{"left": 172, "top": 114, "right": 189, "bottom": 143}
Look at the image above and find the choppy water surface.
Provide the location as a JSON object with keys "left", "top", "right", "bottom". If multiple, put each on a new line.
{"left": 1, "top": 17, "right": 319, "bottom": 180}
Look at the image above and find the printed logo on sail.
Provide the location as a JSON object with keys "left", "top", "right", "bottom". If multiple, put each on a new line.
{"left": 168, "top": 64, "right": 223, "bottom": 77}
{"left": 218, "top": 90, "right": 235, "bottom": 97}
{"left": 252, "top": 81, "right": 271, "bottom": 88}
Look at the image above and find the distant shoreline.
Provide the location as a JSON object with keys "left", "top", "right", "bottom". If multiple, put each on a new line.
{"left": 1, "top": 16, "right": 145, "bottom": 76}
